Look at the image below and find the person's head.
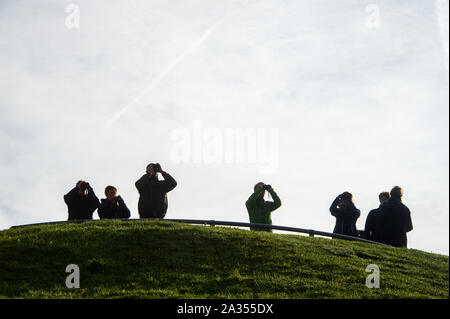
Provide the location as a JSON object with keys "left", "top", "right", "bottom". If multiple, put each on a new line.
{"left": 340, "top": 192, "right": 353, "bottom": 206}
{"left": 146, "top": 163, "right": 161, "bottom": 177}
{"left": 76, "top": 180, "right": 89, "bottom": 196}
{"left": 379, "top": 191, "right": 390, "bottom": 204}
{"left": 146, "top": 163, "right": 156, "bottom": 176}
{"left": 105, "top": 186, "right": 117, "bottom": 200}
{"left": 390, "top": 186, "right": 403, "bottom": 200}
{"left": 254, "top": 182, "right": 265, "bottom": 198}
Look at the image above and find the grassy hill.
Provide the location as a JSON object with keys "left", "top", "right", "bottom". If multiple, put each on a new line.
{"left": 0, "top": 220, "right": 448, "bottom": 299}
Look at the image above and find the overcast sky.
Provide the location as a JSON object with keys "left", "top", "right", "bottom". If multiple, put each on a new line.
{"left": 0, "top": 0, "right": 448, "bottom": 255}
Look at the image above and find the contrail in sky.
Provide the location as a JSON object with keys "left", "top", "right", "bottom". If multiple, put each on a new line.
{"left": 106, "top": 19, "right": 223, "bottom": 126}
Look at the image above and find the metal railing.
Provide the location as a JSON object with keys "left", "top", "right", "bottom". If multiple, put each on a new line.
{"left": 9, "top": 218, "right": 390, "bottom": 247}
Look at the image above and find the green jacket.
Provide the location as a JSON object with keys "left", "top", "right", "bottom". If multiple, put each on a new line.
{"left": 245, "top": 188, "right": 281, "bottom": 232}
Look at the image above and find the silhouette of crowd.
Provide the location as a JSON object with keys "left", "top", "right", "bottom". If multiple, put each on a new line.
{"left": 63, "top": 163, "right": 176, "bottom": 222}
{"left": 63, "top": 162, "right": 413, "bottom": 248}
{"left": 328, "top": 186, "right": 413, "bottom": 247}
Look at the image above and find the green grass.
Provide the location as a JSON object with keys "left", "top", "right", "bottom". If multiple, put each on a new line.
{"left": 0, "top": 220, "right": 448, "bottom": 298}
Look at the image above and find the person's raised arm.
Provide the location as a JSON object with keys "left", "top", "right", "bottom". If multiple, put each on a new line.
{"left": 117, "top": 196, "right": 131, "bottom": 219}
{"left": 63, "top": 186, "right": 79, "bottom": 206}
{"left": 160, "top": 170, "right": 177, "bottom": 193}
{"left": 86, "top": 183, "right": 100, "bottom": 212}
{"left": 266, "top": 187, "right": 281, "bottom": 212}
{"left": 329, "top": 196, "right": 342, "bottom": 217}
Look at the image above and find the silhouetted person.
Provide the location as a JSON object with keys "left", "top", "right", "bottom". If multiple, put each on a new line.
{"left": 364, "top": 192, "right": 390, "bottom": 242}
{"left": 378, "top": 186, "right": 413, "bottom": 247}
{"left": 64, "top": 180, "right": 100, "bottom": 220}
{"left": 135, "top": 163, "right": 177, "bottom": 218}
{"left": 330, "top": 192, "right": 360, "bottom": 237}
{"left": 246, "top": 182, "right": 281, "bottom": 232}
{"left": 98, "top": 185, "right": 131, "bottom": 219}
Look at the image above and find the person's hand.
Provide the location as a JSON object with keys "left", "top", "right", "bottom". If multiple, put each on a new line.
{"left": 146, "top": 163, "right": 163, "bottom": 175}
{"left": 264, "top": 184, "right": 273, "bottom": 191}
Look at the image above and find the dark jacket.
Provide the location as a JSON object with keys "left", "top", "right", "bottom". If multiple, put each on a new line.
{"left": 364, "top": 206, "right": 382, "bottom": 242}
{"left": 135, "top": 171, "right": 177, "bottom": 218}
{"left": 378, "top": 198, "right": 413, "bottom": 247}
{"left": 98, "top": 197, "right": 131, "bottom": 219}
{"left": 64, "top": 186, "right": 100, "bottom": 220}
{"left": 330, "top": 197, "right": 360, "bottom": 237}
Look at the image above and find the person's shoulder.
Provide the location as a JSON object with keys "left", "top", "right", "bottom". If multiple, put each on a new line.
{"left": 136, "top": 174, "right": 148, "bottom": 182}
{"left": 399, "top": 201, "right": 411, "bottom": 212}
{"left": 392, "top": 199, "right": 406, "bottom": 208}
{"left": 348, "top": 202, "right": 360, "bottom": 211}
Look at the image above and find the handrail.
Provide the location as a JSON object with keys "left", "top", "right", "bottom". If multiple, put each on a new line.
{"left": 9, "top": 218, "right": 390, "bottom": 247}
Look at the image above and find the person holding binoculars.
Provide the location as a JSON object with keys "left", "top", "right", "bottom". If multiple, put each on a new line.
{"left": 98, "top": 185, "right": 131, "bottom": 219}
{"left": 64, "top": 180, "right": 100, "bottom": 221}
{"left": 329, "top": 192, "right": 360, "bottom": 237}
{"left": 245, "top": 182, "right": 282, "bottom": 232}
{"left": 135, "top": 163, "right": 178, "bottom": 219}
